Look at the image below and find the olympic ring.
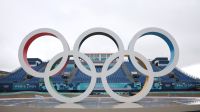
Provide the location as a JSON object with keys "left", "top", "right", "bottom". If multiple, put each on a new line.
{"left": 129, "top": 27, "right": 179, "bottom": 77}
{"left": 18, "top": 28, "right": 70, "bottom": 78}
{"left": 102, "top": 51, "right": 154, "bottom": 103}
{"left": 44, "top": 51, "right": 97, "bottom": 103}
{"left": 18, "top": 27, "right": 179, "bottom": 103}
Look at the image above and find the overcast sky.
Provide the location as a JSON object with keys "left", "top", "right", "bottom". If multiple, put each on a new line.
{"left": 0, "top": 0, "right": 200, "bottom": 72}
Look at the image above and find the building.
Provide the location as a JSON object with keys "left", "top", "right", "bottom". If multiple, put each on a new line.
{"left": 0, "top": 53, "right": 200, "bottom": 93}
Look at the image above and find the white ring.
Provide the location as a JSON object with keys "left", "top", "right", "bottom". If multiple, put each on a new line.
{"left": 129, "top": 27, "right": 179, "bottom": 77}
{"left": 73, "top": 27, "right": 125, "bottom": 78}
{"left": 18, "top": 28, "right": 70, "bottom": 78}
{"left": 44, "top": 51, "right": 97, "bottom": 103}
{"left": 102, "top": 51, "right": 154, "bottom": 103}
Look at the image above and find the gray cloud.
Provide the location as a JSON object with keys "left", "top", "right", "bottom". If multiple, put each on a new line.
{"left": 0, "top": 0, "right": 200, "bottom": 71}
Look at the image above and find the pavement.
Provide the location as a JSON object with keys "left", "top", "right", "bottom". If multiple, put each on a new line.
{"left": 0, "top": 96, "right": 200, "bottom": 112}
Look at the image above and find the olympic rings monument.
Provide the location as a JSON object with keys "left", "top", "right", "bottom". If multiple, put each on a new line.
{"left": 18, "top": 27, "right": 179, "bottom": 103}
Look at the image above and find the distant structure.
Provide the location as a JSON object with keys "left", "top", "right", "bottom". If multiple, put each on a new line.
{"left": 0, "top": 70, "right": 9, "bottom": 78}
{"left": 0, "top": 53, "right": 200, "bottom": 93}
